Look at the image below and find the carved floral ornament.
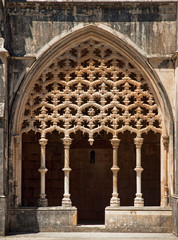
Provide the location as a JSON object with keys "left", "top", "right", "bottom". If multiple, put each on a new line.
{"left": 21, "top": 38, "right": 162, "bottom": 144}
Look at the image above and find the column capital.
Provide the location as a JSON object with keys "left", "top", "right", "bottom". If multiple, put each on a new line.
{"left": 0, "top": 38, "right": 9, "bottom": 58}
{"left": 172, "top": 51, "right": 178, "bottom": 67}
{"left": 110, "top": 138, "right": 120, "bottom": 148}
{"left": 134, "top": 137, "right": 143, "bottom": 148}
{"left": 63, "top": 137, "right": 72, "bottom": 147}
{"left": 13, "top": 135, "right": 20, "bottom": 147}
{"left": 162, "top": 135, "right": 169, "bottom": 151}
{"left": 39, "top": 138, "right": 48, "bottom": 147}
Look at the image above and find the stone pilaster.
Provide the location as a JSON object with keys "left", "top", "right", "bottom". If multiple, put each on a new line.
{"left": 173, "top": 48, "right": 178, "bottom": 236}
{"left": 13, "top": 135, "right": 21, "bottom": 207}
{"left": 173, "top": 8, "right": 178, "bottom": 233}
{"left": 0, "top": 38, "right": 9, "bottom": 236}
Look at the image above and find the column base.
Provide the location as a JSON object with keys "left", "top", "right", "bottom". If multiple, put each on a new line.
{"left": 110, "top": 197, "right": 120, "bottom": 207}
{"left": 62, "top": 197, "right": 72, "bottom": 207}
{"left": 134, "top": 197, "right": 144, "bottom": 207}
{"left": 38, "top": 198, "right": 48, "bottom": 207}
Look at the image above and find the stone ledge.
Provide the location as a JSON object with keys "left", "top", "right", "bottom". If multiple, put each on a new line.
{"left": 9, "top": 207, "right": 77, "bottom": 233}
{"left": 105, "top": 206, "right": 172, "bottom": 211}
{"left": 105, "top": 207, "right": 172, "bottom": 233}
{"left": 11, "top": 206, "right": 77, "bottom": 211}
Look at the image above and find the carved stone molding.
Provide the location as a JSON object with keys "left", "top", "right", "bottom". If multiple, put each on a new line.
{"left": 134, "top": 137, "right": 143, "bottom": 149}
{"left": 162, "top": 135, "right": 169, "bottom": 151}
{"left": 110, "top": 138, "right": 120, "bottom": 150}
{"left": 14, "top": 135, "right": 20, "bottom": 147}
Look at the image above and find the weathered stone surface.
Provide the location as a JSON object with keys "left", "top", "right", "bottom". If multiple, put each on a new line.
{"left": 172, "top": 196, "right": 178, "bottom": 236}
{"left": 0, "top": 0, "right": 177, "bottom": 236}
{"left": 105, "top": 207, "right": 172, "bottom": 233}
{"left": 6, "top": 3, "right": 177, "bottom": 56}
{"left": 8, "top": 57, "right": 35, "bottom": 106}
{"left": 9, "top": 207, "right": 77, "bottom": 232}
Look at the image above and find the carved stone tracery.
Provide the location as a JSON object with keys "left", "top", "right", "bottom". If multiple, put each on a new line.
{"left": 21, "top": 38, "right": 162, "bottom": 141}
{"left": 20, "top": 38, "right": 163, "bottom": 207}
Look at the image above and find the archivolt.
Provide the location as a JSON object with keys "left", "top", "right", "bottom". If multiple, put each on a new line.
{"left": 12, "top": 25, "right": 172, "bottom": 138}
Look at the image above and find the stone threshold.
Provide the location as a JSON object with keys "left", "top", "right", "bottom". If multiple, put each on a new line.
{"left": 75, "top": 224, "right": 106, "bottom": 232}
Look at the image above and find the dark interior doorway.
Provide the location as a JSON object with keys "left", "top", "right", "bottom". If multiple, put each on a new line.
{"left": 22, "top": 130, "right": 160, "bottom": 210}
{"left": 118, "top": 131, "right": 160, "bottom": 206}
{"left": 22, "top": 130, "right": 64, "bottom": 207}
{"left": 70, "top": 131, "right": 113, "bottom": 224}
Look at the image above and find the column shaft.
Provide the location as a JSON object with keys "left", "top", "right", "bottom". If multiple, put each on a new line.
{"left": 38, "top": 138, "right": 48, "bottom": 207}
{"left": 110, "top": 138, "right": 120, "bottom": 207}
{"left": 62, "top": 138, "right": 72, "bottom": 207}
{"left": 162, "top": 135, "right": 169, "bottom": 206}
{"left": 134, "top": 137, "right": 144, "bottom": 207}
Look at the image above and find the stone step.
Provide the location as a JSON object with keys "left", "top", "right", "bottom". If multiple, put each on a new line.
{"left": 75, "top": 224, "right": 106, "bottom": 232}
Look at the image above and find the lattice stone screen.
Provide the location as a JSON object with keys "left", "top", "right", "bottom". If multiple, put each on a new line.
{"left": 22, "top": 39, "right": 161, "bottom": 140}
{"left": 21, "top": 38, "right": 162, "bottom": 207}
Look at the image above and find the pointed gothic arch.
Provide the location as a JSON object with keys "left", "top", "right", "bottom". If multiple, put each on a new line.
{"left": 10, "top": 25, "right": 173, "bottom": 212}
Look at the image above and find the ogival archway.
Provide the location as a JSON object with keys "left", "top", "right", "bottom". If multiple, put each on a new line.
{"left": 11, "top": 26, "right": 172, "bottom": 227}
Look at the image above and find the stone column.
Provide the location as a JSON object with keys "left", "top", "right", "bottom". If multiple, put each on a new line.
{"left": 110, "top": 138, "right": 120, "bottom": 207}
{"left": 162, "top": 135, "right": 169, "bottom": 207}
{"left": 38, "top": 138, "right": 48, "bottom": 207}
{"left": 62, "top": 137, "right": 72, "bottom": 207}
{"left": 134, "top": 137, "right": 144, "bottom": 207}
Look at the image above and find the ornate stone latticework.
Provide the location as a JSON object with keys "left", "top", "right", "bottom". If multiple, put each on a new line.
{"left": 20, "top": 38, "right": 162, "bottom": 207}
{"left": 21, "top": 38, "right": 162, "bottom": 139}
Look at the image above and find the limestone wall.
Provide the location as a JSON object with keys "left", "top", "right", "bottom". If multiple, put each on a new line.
{"left": 6, "top": 2, "right": 177, "bottom": 113}
{"left": 3, "top": 0, "right": 178, "bottom": 235}
{"left": 6, "top": 2, "right": 177, "bottom": 56}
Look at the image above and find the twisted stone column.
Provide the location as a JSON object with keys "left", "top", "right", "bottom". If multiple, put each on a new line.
{"left": 62, "top": 138, "right": 72, "bottom": 207}
{"left": 110, "top": 138, "right": 120, "bottom": 207}
{"left": 38, "top": 138, "right": 48, "bottom": 207}
{"left": 134, "top": 137, "right": 144, "bottom": 207}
